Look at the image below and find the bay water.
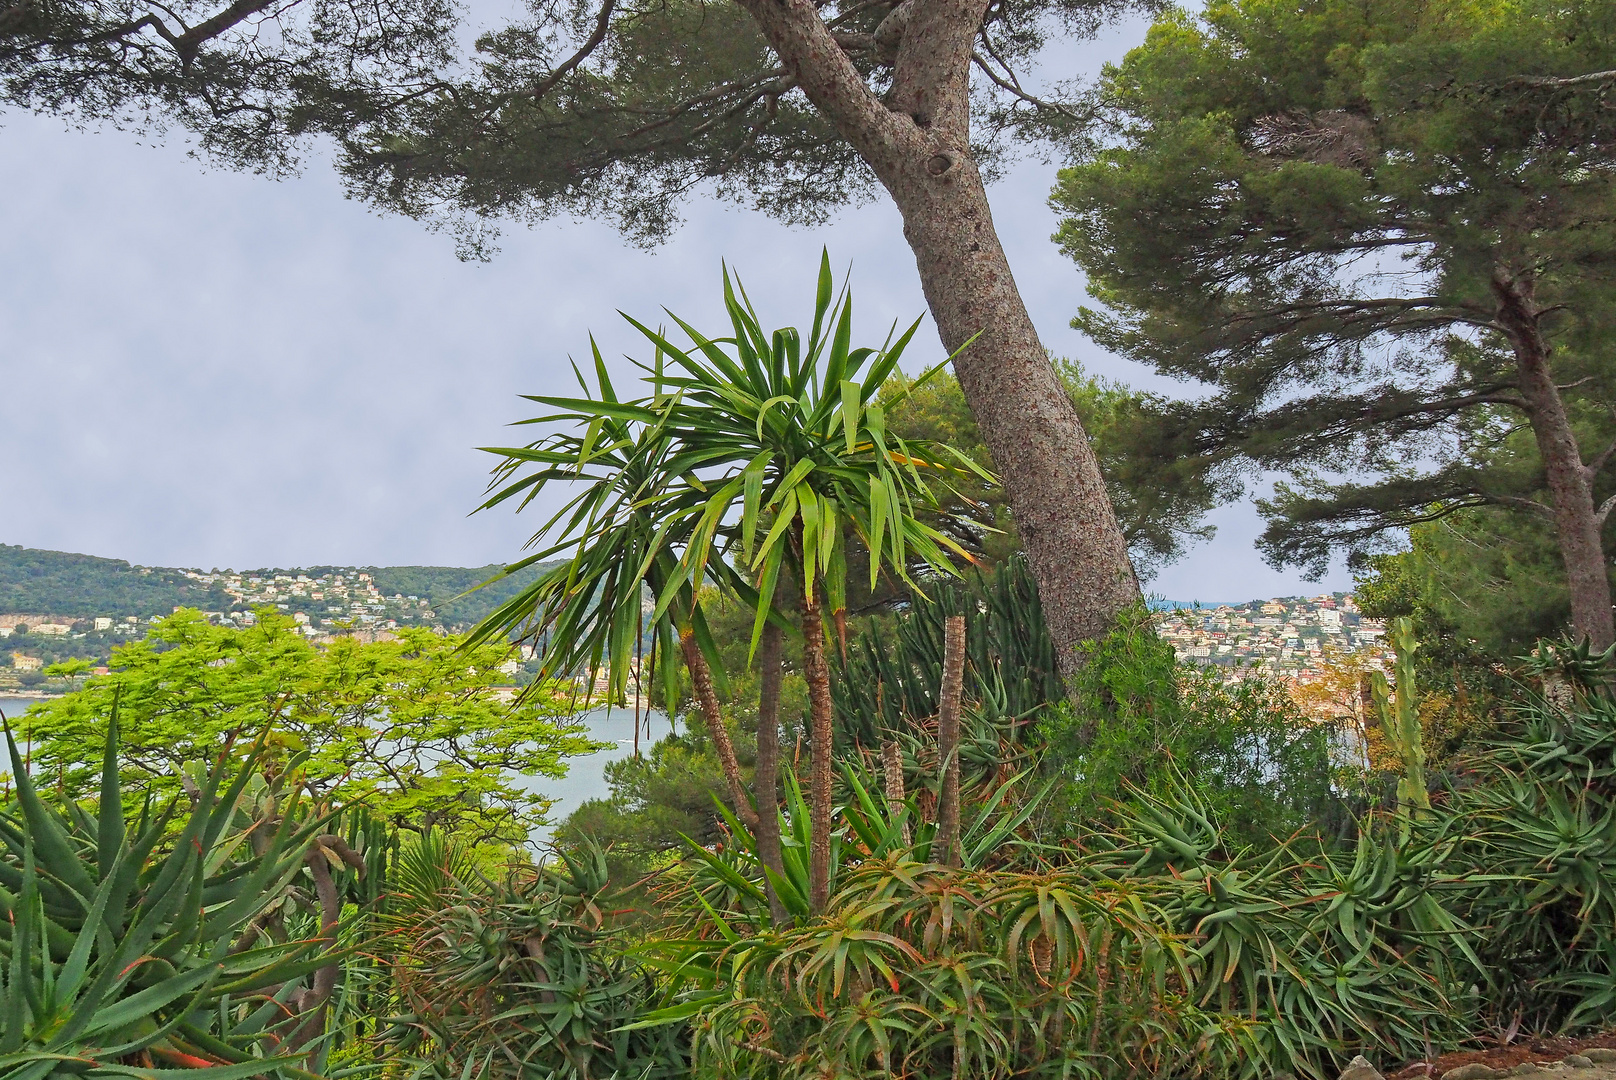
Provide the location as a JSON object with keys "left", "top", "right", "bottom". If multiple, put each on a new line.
{"left": 0, "top": 694, "right": 669, "bottom": 845}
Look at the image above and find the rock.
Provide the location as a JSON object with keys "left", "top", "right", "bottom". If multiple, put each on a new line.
{"left": 1507, "top": 1065, "right": 1544, "bottom": 1077}
{"left": 1341, "top": 1056, "right": 1386, "bottom": 1080}
{"left": 1443, "top": 1065, "right": 1499, "bottom": 1080}
{"left": 1582, "top": 1051, "right": 1616, "bottom": 1065}
{"left": 1561, "top": 1057, "right": 1594, "bottom": 1070}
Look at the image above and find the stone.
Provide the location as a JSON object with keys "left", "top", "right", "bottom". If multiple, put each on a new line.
{"left": 1561, "top": 1057, "right": 1594, "bottom": 1070}
{"left": 1507, "top": 1065, "right": 1544, "bottom": 1077}
{"left": 1341, "top": 1056, "right": 1387, "bottom": 1080}
{"left": 1582, "top": 1051, "right": 1616, "bottom": 1065}
{"left": 1443, "top": 1065, "right": 1499, "bottom": 1080}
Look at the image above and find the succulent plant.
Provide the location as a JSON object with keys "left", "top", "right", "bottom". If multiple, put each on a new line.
{"left": 0, "top": 700, "right": 343, "bottom": 1080}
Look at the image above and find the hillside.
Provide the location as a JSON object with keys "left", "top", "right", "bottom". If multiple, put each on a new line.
{"left": 0, "top": 544, "right": 551, "bottom": 629}
{"left": 0, "top": 544, "right": 235, "bottom": 617}
{"left": 245, "top": 562, "right": 550, "bottom": 628}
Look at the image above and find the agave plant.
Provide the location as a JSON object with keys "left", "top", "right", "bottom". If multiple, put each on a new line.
{"left": 636, "top": 852, "right": 1215, "bottom": 1080}
{"left": 0, "top": 708, "right": 348, "bottom": 1080}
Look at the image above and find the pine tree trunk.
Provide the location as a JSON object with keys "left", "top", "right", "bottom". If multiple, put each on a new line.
{"left": 1494, "top": 273, "right": 1614, "bottom": 650}
{"left": 934, "top": 614, "right": 966, "bottom": 867}
{"left": 801, "top": 582, "right": 836, "bottom": 913}
{"left": 731, "top": 0, "right": 1142, "bottom": 680}
{"left": 681, "top": 630, "right": 759, "bottom": 830}
{"left": 888, "top": 168, "right": 1140, "bottom": 681}
{"left": 755, "top": 621, "right": 789, "bottom": 925}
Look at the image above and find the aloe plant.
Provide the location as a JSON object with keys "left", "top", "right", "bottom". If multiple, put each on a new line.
{"left": 377, "top": 840, "right": 682, "bottom": 1080}
{"left": 0, "top": 706, "right": 347, "bottom": 1080}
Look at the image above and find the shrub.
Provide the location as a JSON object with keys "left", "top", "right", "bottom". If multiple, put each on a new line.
{"left": 1042, "top": 606, "right": 1346, "bottom": 848}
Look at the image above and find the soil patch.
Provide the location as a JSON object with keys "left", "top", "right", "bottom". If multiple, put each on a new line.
{"left": 1390, "top": 1034, "right": 1616, "bottom": 1080}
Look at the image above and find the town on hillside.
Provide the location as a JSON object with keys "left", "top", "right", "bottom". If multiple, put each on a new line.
{"left": 1154, "top": 593, "right": 1390, "bottom": 681}
{"left": 7, "top": 581, "right": 1392, "bottom": 702}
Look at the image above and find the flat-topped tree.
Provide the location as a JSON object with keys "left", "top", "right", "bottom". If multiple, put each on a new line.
{"left": 2, "top": 0, "right": 1147, "bottom": 673}
{"left": 1053, "top": 0, "right": 1616, "bottom": 649}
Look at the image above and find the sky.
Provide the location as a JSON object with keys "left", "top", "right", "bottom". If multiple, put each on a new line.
{"left": 0, "top": 20, "right": 1356, "bottom": 604}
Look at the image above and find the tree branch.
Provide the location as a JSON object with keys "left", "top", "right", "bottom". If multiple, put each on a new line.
{"left": 516, "top": 0, "right": 616, "bottom": 104}
{"left": 970, "top": 49, "right": 1086, "bottom": 122}
{"left": 728, "top": 0, "right": 910, "bottom": 165}
{"left": 1492, "top": 494, "right": 1558, "bottom": 519}
{"left": 1508, "top": 70, "right": 1616, "bottom": 89}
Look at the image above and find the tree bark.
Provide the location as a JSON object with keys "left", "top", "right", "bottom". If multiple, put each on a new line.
{"left": 1493, "top": 272, "right": 1614, "bottom": 650}
{"left": 881, "top": 739, "right": 910, "bottom": 845}
{"left": 934, "top": 614, "right": 966, "bottom": 867}
{"left": 800, "top": 581, "right": 836, "bottom": 913}
{"left": 680, "top": 629, "right": 759, "bottom": 830}
{"left": 754, "top": 621, "right": 789, "bottom": 925}
{"left": 730, "top": 0, "right": 1141, "bottom": 679}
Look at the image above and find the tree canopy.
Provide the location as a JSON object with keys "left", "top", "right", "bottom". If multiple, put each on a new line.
{"left": 14, "top": 610, "right": 602, "bottom": 844}
{"left": 3, "top": 0, "right": 1151, "bottom": 669}
{"left": 885, "top": 361, "right": 1230, "bottom": 581}
{"left": 1052, "top": 0, "right": 1616, "bottom": 645}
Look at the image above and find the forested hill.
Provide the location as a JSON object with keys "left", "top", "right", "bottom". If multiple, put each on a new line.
{"left": 0, "top": 544, "right": 234, "bottom": 617}
{"left": 366, "top": 565, "right": 547, "bottom": 627}
{"left": 1, "top": 544, "right": 552, "bottom": 629}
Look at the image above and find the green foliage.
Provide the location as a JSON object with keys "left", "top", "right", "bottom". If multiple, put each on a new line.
{"left": 648, "top": 689, "right": 1616, "bottom": 1080}
{"left": 1042, "top": 606, "right": 1345, "bottom": 848}
{"left": 645, "top": 853, "right": 1235, "bottom": 1080}
{"left": 0, "top": 713, "right": 349, "bottom": 1079}
{"left": 376, "top": 839, "right": 684, "bottom": 1080}
{"left": 1051, "top": 0, "right": 1616, "bottom": 574}
{"left": 885, "top": 364, "right": 1230, "bottom": 578}
{"left": 678, "top": 759, "right": 1059, "bottom": 933}
{"left": 15, "top": 611, "right": 603, "bottom": 844}
{"left": 1361, "top": 510, "right": 1613, "bottom": 661}
{"left": 0, "top": 544, "right": 234, "bottom": 618}
{"left": 473, "top": 252, "right": 985, "bottom": 700}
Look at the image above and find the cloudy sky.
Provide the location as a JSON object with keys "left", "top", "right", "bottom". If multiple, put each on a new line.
{"left": 0, "top": 20, "right": 1355, "bottom": 603}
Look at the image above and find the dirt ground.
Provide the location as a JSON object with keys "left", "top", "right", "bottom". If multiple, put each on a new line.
{"left": 1386, "top": 1033, "right": 1616, "bottom": 1080}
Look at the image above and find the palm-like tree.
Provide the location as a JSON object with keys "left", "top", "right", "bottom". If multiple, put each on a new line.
{"left": 468, "top": 345, "right": 759, "bottom": 828}
{"left": 474, "top": 254, "right": 990, "bottom": 912}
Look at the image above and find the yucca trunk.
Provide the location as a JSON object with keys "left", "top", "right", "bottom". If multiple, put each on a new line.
{"left": 881, "top": 739, "right": 910, "bottom": 846}
{"left": 802, "top": 581, "right": 836, "bottom": 913}
{"left": 755, "top": 622, "right": 789, "bottom": 925}
{"left": 681, "top": 630, "right": 758, "bottom": 830}
{"left": 934, "top": 615, "right": 966, "bottom": 866}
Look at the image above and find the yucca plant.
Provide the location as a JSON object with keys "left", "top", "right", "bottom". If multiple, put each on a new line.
{"left": 474, "top": 252, "right": 991, "bottom": 913}
{"left": 0, "top": 708, "right": 344, "bottom": 1080}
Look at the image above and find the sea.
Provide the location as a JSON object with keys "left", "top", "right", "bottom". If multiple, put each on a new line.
{"left": 0, "top": 694, "right": 666, "bottom": 846}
